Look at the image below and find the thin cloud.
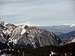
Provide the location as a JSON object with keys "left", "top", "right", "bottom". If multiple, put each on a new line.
{"left": 0, "top": 0, "right": 75, "bottom": 26}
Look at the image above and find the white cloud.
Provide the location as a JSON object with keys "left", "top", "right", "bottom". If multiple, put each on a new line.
{"left": 0, "top": 1, "right": 64, "bottom": 17}
{"left": 0, "top": 0, "right": 75, "bottom": 26}
{"left": 15, "top": 21, "right": 40, "bottom": 26}
{"left": 64, "top": 0, "right": 75, "bottom": 17}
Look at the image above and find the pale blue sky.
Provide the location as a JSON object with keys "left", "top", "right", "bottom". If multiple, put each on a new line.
{"left": 0, "top": 0, "right": 75, "bottom": 26}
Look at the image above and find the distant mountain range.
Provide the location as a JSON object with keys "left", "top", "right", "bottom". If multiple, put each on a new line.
{"left": 59, "top": 31, "right": 75, "bottom": 42}
{"left": 4, "top": 23, "right": 75, "bottom": 44}
{"left": 2, "top": 22, "right": 75, "bottom": 44}
{"left": 38, "top": 25, "right": 75, "bottom": 43}
{"left": 38, "top": 25, "right": 75, "bottom": 34}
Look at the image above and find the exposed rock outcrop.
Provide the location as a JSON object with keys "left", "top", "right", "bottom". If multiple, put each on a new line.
{"left": 8, "top": 26, "right": 60, "bottom": 48}
{"left": 0, "top": 23, "right": 61, "bottom": 48}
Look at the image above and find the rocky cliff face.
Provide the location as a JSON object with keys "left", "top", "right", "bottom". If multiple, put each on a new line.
{"left": 9, "top": 26, "right": 60, "bottom": 48}
{"left": 0, "top": 23, "right": 75, "bottom": 56}
{"left": 0, "top": 23, "right": 61, "bottom": 48}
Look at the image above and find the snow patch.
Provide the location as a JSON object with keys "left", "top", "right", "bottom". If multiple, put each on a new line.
{"left": 71, "top": 38, "right": 75, "bottom": 42}
{"left": 21, "top": 29, "right": 26, "bottom": 35}
{"left": 63, "top": 24, "right": 75, "bottom": 27}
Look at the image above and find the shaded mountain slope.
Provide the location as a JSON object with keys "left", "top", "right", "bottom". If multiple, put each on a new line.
{"left": 59, "top": 31, "right": 75, "bottom": 43}
{"left": 8, "top": 26, "right": 61, "bottom": 48}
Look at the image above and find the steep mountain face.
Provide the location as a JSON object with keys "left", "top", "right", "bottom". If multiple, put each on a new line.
{"left": 8, "top": 26, "right": 61, "bottom": 48}
{"left": 0, "top": 23, "right": 63, "bottom": 48}
{"left": 71, "top": 38, "right": 75, "bottom": 43}
{"left": 38, "top": 25, "right": 75, "bottom": 44}
{"left": 0, "top": 31, "right": 7, "bottom": 44}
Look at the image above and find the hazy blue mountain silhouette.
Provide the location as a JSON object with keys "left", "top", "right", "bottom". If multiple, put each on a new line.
{"left": 59, "top": 31, "right": 75, "bottom": 42}
{"left": 38, "top": 25, "right": 75, "bottom": 35}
